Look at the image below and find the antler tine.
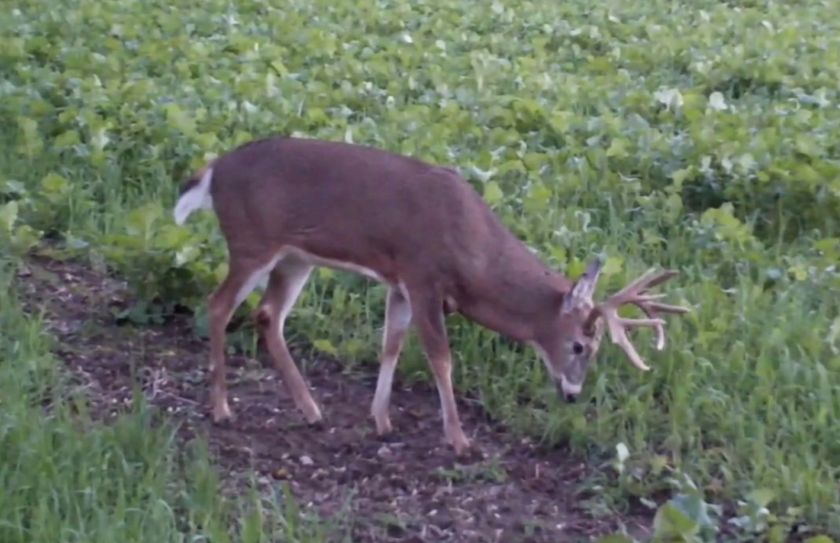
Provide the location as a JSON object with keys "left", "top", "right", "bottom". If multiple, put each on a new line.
{"left": 641, "top": 301, "right": 691, "bottom": 315}
{"left": 634, "top": 302, "right": 667, "bottom": 350}
{"left": 637, "top": 268, "right": 680, "bottom": 292}
{"left": 606, "top": 267, "right": 659, "bottom": 302}
{"left": 602, "top": 314, "right": 654, "bottom": 371}
{"left": 594, "top": 267, "right": 690, "bottom": 368}
{"left": 629, "top": 296, "right": 691, "bottom": 351}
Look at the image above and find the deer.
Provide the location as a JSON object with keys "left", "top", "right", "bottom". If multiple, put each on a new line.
{"left": 173, "top": 136, "right": 690, "bottom": 456}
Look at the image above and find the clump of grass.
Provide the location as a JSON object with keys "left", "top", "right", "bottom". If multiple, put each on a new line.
{"left": 0, "top": 261, "right": 328, "bottom": 543}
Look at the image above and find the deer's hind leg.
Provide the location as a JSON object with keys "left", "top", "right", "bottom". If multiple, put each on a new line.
{"left": 208, "top": 255, "right": 277, "bottom": 422}
{"left": 253, "top": 255, "right": 321, "bottom": 423}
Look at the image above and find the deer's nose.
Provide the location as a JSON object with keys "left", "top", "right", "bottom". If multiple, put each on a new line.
{"left": 557, "top": 375, "right": 582, "bottom": 403}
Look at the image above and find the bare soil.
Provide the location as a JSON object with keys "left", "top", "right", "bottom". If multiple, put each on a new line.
{"left": 15, "top": 254, "right": 653, "bottom": 542}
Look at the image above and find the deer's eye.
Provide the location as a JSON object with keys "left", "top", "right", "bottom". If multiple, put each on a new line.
{"left": 572, "top": 341, "right": 584, "bottom": 355}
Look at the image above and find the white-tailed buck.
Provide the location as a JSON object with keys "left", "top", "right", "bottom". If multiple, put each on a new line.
{"left": 174, "top": 136, "right": 689, "bottom": 455}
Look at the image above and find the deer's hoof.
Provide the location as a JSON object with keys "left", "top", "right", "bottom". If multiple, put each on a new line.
{"left": 211, "top": 399, "right": 234, "bottom": 423}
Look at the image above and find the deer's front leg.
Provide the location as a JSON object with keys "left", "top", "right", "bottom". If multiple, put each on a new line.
{"left": 371, "top": 286, "right": 412, "bottom": 434}
{"left": 410, "top": 290, "right": 471, "bottom": 455}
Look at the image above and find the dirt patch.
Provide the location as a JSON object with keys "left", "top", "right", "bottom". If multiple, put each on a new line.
{"left": 16, "top": 254, "right": 653, "bottom": 542}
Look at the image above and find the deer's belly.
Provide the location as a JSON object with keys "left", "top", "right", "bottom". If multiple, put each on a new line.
{"left": 277, "top": 245, "right": 387, "bottom": 283}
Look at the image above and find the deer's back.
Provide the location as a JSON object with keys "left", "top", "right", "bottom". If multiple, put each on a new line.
{"left": 208, "top": 137, "right": 507, "bottom": 286}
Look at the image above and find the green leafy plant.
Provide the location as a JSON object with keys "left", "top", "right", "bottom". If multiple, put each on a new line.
{"left": 99, "top": 202, "right": 221, "bottom": 323}
{"left": 3, "top": 0, "right": 840, "bottom": 538}
{"left": 0, "top": 200, "right": 42, "bottom": 256}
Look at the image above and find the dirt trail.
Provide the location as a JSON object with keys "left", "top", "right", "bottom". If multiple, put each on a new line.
{"left": 16, "top": 254, "right": 652, "bottom": 542}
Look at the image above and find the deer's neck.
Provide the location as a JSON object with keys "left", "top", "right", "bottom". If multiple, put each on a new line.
{"left": 457, "top": 239, "right": 571, "bottom": 342}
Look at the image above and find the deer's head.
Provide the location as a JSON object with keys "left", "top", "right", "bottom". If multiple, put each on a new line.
{"left": 535, "top": 258, "right": 690, "bottom": 402}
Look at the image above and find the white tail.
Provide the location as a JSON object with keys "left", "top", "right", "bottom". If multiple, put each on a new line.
{"left": 174, "top": 137, "right": 690, "bottom": 456}
{"left": 173, "top": 167, "right": 214, "bottom": 226}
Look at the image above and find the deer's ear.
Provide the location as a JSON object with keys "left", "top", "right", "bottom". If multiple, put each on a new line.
{"left": 562, "top": 257, "right": 604, "bottom": 313}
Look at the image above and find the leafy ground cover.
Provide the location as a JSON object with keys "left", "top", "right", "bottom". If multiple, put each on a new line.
{"left": 2, "top": 0, "right": 840, "bottom": 541}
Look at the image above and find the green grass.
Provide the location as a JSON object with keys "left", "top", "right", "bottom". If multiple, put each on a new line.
{"left": 0, "top": 261, "right": 329, "bottom": 541}
{"left": 2, "top": 0, "right": 840, "bottom": 540}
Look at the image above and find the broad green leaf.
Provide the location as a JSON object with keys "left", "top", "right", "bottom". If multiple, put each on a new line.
{"left": 606, "top": 138, "right": 629, "bottom": 158}
{"left": 0, "top": 201, "right": 19, "bottom": 232}
{"left": 768, "top": 525, "right": 787, "bottom": 543}
{"left": 214, "top": 262, "right": 229, "bottom": 283}
{"left": 175, "top": 245, "right": 201, "bottom": 267}
{"left": 670, "top": 168, "right": 692, "bottom": 189}
{"left": 566, "top": 259, "right": 586, "bottom": 280}
{"left": 91, "top": 126, "right": 110, "bottom": 151}
{"left": 747, "top": 488, "right": 776, "bottom": 508}
{"left": 125, "top": 203, "right": 163, "bottom": 237}
{"left": 788, "top": 264, "right": 808, "bottom": 282}
{"left": 11, "top": 224, "right": 41, "bottom": 253}
{"left": 664, "top": 193, "right": 683, "bottom": 223}
{"left": 41, "top": 173, "right": 69, "bottom": 196}
{"left": 650, "top": 455, "right": 669, "bottom": 476}
{"left": 522, "top": 152, "right": 547, "bottom": 171}
{"left": 653, "top": 502, "right": 699, "bottom": 538}
{"left": 523, "top": 181, "right": 552, "bottom": 213}
{"left": 814, "top": 238, "right": 840, "bottom": 255}
{"left": 269, "top": 59, "right": 288, "bottom": 76}
{"left": 602, "top": 256, "right": 624, "bottom": 277}
{"left": 313, "top": 339, "right": 338, "bottom": 357}
{"left": 483, "top": 181, "right": 504, "bottom": 206}
{"left": 549, "top": 111, "right": 574, "bottom": 133}
{"left": 17, "top": 117, "right": 39, "bottom": 140}
{"left": 795, "top": 135, "right": 823, "bottom": 158}
{"left": 496, "top": 160, "right": 526, "bottom": 176}
{"left": 2, "top": 180, "right": 26, "bottom": 196}
{"left": 195, "top": 132, "right": 219, "bottom": 151}
{"left": 17, "top": 116, "right": 43, "bottom": 155}
{"left": 54, "top": 129, "right": 80, "bottom": 148}
{"left": 165, "top": 103, "right": 196, "bottom": 135}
